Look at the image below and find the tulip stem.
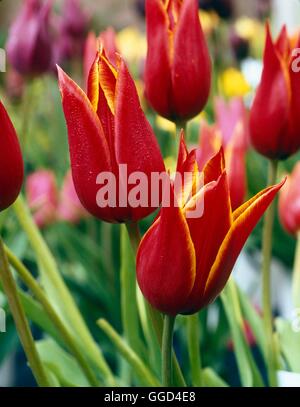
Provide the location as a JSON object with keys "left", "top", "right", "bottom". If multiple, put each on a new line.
{"left": 162, "top": 314, "right": 176, "bottom": 387}
{"left": 262, "top": 159, "right": 279, "bottom": 387}
{"left": 292, "top": 232, "right": 300, "bottom": 309}
{"left": 187, "top": 314, "right": 203, "bottom": 386}
{"left": 125, "top": 222, "right": 186, "bottom": 386}
{"left": 0, "top": 236, "right": 50, "bottom": 387}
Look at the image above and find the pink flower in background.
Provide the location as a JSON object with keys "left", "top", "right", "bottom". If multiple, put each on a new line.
{"left": 61, "top": 0, "right": 89, "bottom": 39}
{"left": 83, "top": 28, "right": 118, "bottom": 90}
{"left": 279, "top": 163, "right": 300, "bottom": 236}
{"left": 214, "top": 96, "right": 249, "bottom": 148}
{"left": 99, "top": 27, "right": 118, "bottom": 66}
{"left": 58, "top": 171, "right": 89, "bottom": 224}
{"left": 197, "top": 118, "right": 247, "bottom": 211}
{"left": 6, "top": 0, "right": 53, "bottom": 76}
{"left": 26, "top": 170, "right": 58, "bottom": 228}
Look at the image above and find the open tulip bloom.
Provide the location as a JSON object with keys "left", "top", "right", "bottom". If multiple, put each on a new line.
{"left": 137, "top": 134, "right": 284, "bottom": 316}
{"left": 58, "top": 48, "right": 165, "bottom": 223}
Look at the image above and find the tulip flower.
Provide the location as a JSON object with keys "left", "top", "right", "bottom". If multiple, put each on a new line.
{"left": 137, "top": 135, "right": 284, "bottom": 316}
{"left": 58, "top": 171, "right": 89, "bottom": 223}
{"left": 26, "top": 170, "right": 58, "bottom": 228}
{"left": 58, "top": 49, "right": 165, "bottom": 223}
{"left": 144, "top": 0, "right": 211, "bottom": 121}
{"left": 99, "top": 28, "right": 118, "bottom": 67}
{"left": 0, "top": 101, "right": 24, "bottom": 212}
{"left": 278, "top": 163, "right": 300, "bottom": 236}
{"left": 6, "top": 0, "right": 53, "bottom": 76}
{"left": 250, "top": 25, "right": 300, "bottom": 160}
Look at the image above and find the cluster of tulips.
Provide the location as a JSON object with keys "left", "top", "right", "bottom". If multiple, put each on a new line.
{"left": 1, "top": 0, "right": 300, "bottom": 388}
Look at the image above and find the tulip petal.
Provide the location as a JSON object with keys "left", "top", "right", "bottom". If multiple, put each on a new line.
{"left": 114, "top": 58, "right": 165, "bottom": 220}
{"left": 0, "top": 100, "right": 24, "bottom": 211}
{"left": 203, "top": 180, "right": 285, "bottom": 308}
{"left": 144, "top": 0, "right": 173, "bottom": 118}
{"left": 182, "top": 172, "right": 232, "bottom": 313}
{"left": 200, "top": 147, "right": 225, "bottom": 185}
{"left": 250, "top": 24, "right": 291, "bottom": 159}
{"left": 57, "top": 66, "right": 114, "bottom": 222}
{"left": 137, "top": 189, "right": 196, "bottom": 316}
{"left": 197, "top": 121, "right": 221, "bottom": 170}
{"left": 172, "top": 0, "right": 211, "bottom": 120}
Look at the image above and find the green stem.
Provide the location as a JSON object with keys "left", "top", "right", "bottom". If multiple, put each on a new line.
{"left": 292, "top": 232, "right": 300, "bottom": 309}
{"left": 162, "top": 315, "right": 175, "bottom": 387}
{"left": 121, "top": 224, "right": 144, "bottom": 356}
{"left": 125, "top": 222, "right": 186, "bottom": 387}
{"left": 5, "top": 246, "right": 99, "bottom": 387}
{"left": 187, "top": 314, "right": 203, "bottom": 387}
{"left": 12, "top": 195, "right": 115, "bottom": 385}
{"left": 0, "top": 237, "right": 50, "bottom": 387}
{"left": 262, "top": 159, "right": 278, "bottom": 387}
{"left": 97, "top": 319, "right": 160, "bottom": 387}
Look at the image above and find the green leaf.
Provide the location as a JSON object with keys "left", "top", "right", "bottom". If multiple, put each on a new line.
{"left": 202, "top": 368, "right": 229, "bottom": 387}
{"left": 237, "top": 284, "right": 266, "bottom": 359}
{"left": 221, "top": 279, "right": 264, "bottom": 387}
{"left": 36, "top": 338, "right": 90, "bottom": 387}
{"left": 276, "top": 318, "right": 300, "bottom": 373}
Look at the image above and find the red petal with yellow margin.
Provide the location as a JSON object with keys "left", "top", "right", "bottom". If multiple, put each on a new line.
{"left": 182, "top": 172, "right": 232, "bottom": 313}
{"left": 114, "top": 58, "right": 165, "bottom": 221}
{"left": 57, "top": 66, "right": 114, "bottom": 222}
{"left": 172, "top": 0, "right": 211, "bottom": 120}
{"left": 137, "top": 188, "right": 196, "bottom": 316}
{"left": 202, "top": 180, "right": 285, "bottom": 308}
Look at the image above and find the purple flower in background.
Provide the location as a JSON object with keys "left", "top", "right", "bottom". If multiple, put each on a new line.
{"left": 6, "top": 0, "right": 53, "bottom": 76}
{"left": 61, "top": 0, "right": 89, "bottom": 39}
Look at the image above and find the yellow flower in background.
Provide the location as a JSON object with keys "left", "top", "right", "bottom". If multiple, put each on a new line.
{"left": 199, "top": 10, "right": 219, "bottom": 35}
{"left": 234, "top": 17, "right": 261, "bottom": 41}
{"left": 117, "top": 26, "right": 147, "bottom": 63}
{"left": 156, "top": 116, "right": 175, "bottom": 133}
{"left": 164, "top": 156, "right": 177, "bottom": 174}
{"left": 219, "top": 67, "right": 251, "bottom": 98}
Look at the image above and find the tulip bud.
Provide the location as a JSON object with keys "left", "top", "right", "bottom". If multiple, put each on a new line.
{"left": 26, "top": 170, "right": 58, "bottom": 228}
{"left": 137, "top": 136, "right": 283, "bottom": 316}
{"left": 6, "top": 0, "right": 53, "bottom": 76}
{"left": 0, "top": 100, "right": 24, "bottom": 212}
{"left": 57, "top": 171, "right": 89, "bottom": 223}
{"left": 250, "top": 25, "right": 300, "bottom": 160}
{"left": 279, "top": 163, "right": 300, "bottom": 236}
{"left": 58, "top": 49, "right": 165, "bottom": 223}
{"left": 144, "top": 0, "right": 211, "bottom": 121}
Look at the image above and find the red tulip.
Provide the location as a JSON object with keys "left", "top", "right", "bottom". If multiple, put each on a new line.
{"left": 58, "top": 49, "right": 165, "bottom": 223}
{"left": 137, "top": 135, "right": 284, "bottom": 316}
{"left": 26, "top": 170, "right": 58, "bottom": 228}
{"left": 144, "top": 0, "right": 211, "bottom": 121}
{"left": 250, "top": 24, "right": 300, "bottom": 160}
{"left": 0, "top": 100, "right": 24, "bottom": 212}
{"left": 279, "top": 163, "right": 300, "bottom": 236}
{"left": 57, "top": 171, "right": 89, "bottom": 223}
{"left": 6, "top": 0, "right": 53, "bottom": 76}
